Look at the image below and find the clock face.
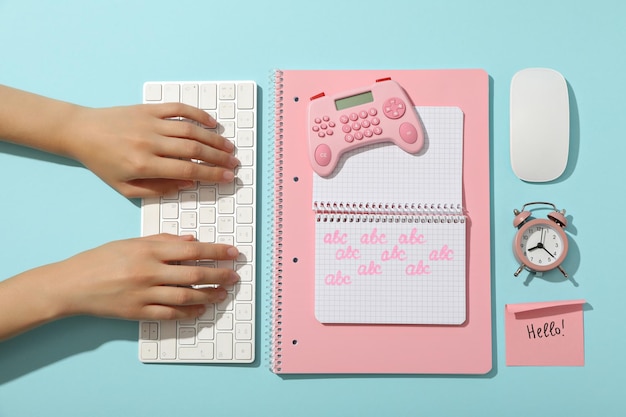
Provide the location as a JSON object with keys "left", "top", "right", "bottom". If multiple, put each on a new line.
{"left": 514, "top": 219, "right": 568, "bottom": 272}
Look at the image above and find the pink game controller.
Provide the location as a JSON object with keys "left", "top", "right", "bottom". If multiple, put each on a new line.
{"left": 307, "top": 78, "right": 424, "bottom": 177}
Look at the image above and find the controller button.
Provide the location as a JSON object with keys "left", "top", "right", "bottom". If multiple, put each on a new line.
{"left": 361, "top": 120, "right": 370, "bottom": 128}
{"left": 369, "top": 108, "right": 377, "bottom": 116}
{"left": 364, "top": 129, "right": 373, "bottom": 138}
{"left": 312, "top": 126, "right": 320, "bottom": 132}
{"left": 342, "top": 125, "right": 352, "bottom": 134}
{"left": 371, "top": 117, "right": 380, "bottom": 126}
{"left": 318, "top": 132, "right": 326, "bottom": 138}
{"left": 345, "top": 134, "right": 354, "bottom": 143}
{"left": 373, "top": 127, "right": 383, "bottom": 135}
{"left": 315, "top": 117, "right": 322, "bottom": 124}
{"left": 349, "top": 113, "right": 359, "bottom": 121}
{"left": 321, "top": 123, "right": 327, "bottom": 129}
{"left": 323, "top": 116, "right": 330, "bottom": 122}
{"left": 354, "top": 132, "right": 363, "bottom": 140}
{"left": 327, "top": 129, "right": 334, "bottom": 136}
{"left": 383, "top": 97, "right": 406, "bottom": 120}
{"left": 359, "top": 110, "right": 368, "bottom": 119}
{"left": 340, "top": 115, "right": 349, "bottom": 124}
{"left": 329, "top": 121, "right": 336, "bottom": 128}
{"left": 399, "top": 122, "right": 418, "bottom": 144}
{"left": 351, "top": 122, "right": 361, "bottom": 131}
{"left": 315, "top": 144, "right": 332, "bottom": 166}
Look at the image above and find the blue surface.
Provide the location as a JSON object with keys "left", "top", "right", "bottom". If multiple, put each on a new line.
{"left": 0, "top": 0, "right": 624, "bottom": 415}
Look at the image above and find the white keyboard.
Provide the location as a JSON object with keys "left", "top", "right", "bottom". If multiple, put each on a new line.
{"left": 139, "top": 81, "right": 256, "bottom": 363}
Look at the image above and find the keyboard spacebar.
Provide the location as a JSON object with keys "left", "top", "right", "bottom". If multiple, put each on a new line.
{"left": 216, "top": 333, "right": 233, "bottom": 360}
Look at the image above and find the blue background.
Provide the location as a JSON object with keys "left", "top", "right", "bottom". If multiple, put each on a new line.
{"left": 0, "top": 0, "right": 623, "bottom": 415}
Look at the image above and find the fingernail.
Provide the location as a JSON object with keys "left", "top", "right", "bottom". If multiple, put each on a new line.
{"left": 196, "top": 305, "right": 206, "bottom": 317}
{"left": 229, "top": 271, "right": 240, "bottom": 284}
{"left": 224, "top": 140, "right": 235, "bottom": 152}
{"left": 222, "top": 170, "right": 235, "bottom": 181}
{"left": 229, "top": 156, "right": 240, "bottom": 168}
{"left": 227, "top": 246, "right": 239, "bottom": 258}
{"left": 217, "top": 288, "right": 228, "bottom": 301}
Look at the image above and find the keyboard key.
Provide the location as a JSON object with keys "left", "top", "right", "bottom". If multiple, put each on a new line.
{"left": 236, "top": 188, "right": 254, "bottom": 205}
{"left": 162, "top": 202, "right": 179, "bottom": 219}
{"left": 163, "top": 84, "right": 180, "bottom": 103}
{"left": 216, "top": 333, "right": 233, "bottom": 360}
{"left": 199, "top": 207, "right": 216, "bottom": 224}
{"left": 180, "top": 192, "right": 198, "bottom": 209}
{"left": 218, "top": 197, "right": 235, "bottom": 214}
{"left": 144, "top": 84, "right": 162, "bottom": 101}
{"left": 141, "top": 342, "right": 158, "bottom": 360}
{"left": 200, "top": 83, "right": 217, "bottom": 109}
{"left": 161, "top": 221, "right": 178, "bottom": 235}
{"left": 235, "top": 342, "right": 252, "bottom": 361}
{"left": 159, "top": 321, "right": 177, "bottom": 360}
{"left": 235, "top": 323, "right": 252, "bottom": 340}
{"left": 237, "top": 111, "right": 254, "bottom": 128}
{"left": 218, "top": 217, "right": 234, "bottom": 233}
{"left": 179, "top": 343, "right": 214, "bottom": 360}
{"left": 219, "top": 102, "right": 236, "bottom": 119}
{"left": 219, "top": 83, "right": 235, "bottom": 100}
{"left": 236, "top": 284, "right": 253, "bottom": 301}
{"left": 180, "top": 212, "right": 197, "bottom": 229}
{"left": 199, "top": 226, "right": 216, "bottom": 242}
{"left": 236, "top": 206, "right": 254, "bottom": 224}
{"left": 237, "top": 83, "right": 255, "bottom": 109}
{"left": 237, "top": 130, "right": 254, "bottom": 147}
{"left": 235, "top": 303, "right": 252, "bottom": 321}
{"left": 181, "top": 84, "right": 198, "bottom": 107}
{"left": 199, "top": 187, "right": 217, "bottom": 204}
{"left": 237, "top": 149, "right": 254, "bottom": 166}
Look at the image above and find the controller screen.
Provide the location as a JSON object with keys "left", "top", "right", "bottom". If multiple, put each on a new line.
{"left": 334, "top": 91, "right": 374, "bottom": 111}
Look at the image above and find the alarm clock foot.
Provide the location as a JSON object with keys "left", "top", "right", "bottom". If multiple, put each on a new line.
{"left": 558, "top": 266, "right": 568, "bottom": 278}
{"left": 514, "top": 265, "right": 525, "bottom": 277}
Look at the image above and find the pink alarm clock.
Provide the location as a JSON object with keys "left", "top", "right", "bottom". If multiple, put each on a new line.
{"left": 307, "top": 78, "right": 425, "bottom": 177}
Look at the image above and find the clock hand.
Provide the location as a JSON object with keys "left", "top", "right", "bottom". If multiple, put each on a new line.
{"left": 542, "top": 247, "right": 555, "bottom": 259}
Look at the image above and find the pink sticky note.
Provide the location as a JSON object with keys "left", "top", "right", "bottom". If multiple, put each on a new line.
{"left": 505, "top": 299, "right": 586, "bottom": 366}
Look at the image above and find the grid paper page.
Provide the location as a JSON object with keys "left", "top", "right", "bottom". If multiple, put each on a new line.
{"left": 313, "top": 106, "right": 466, "bottom": 325}
{"left": 314, "top": 215, "right": 466, "bottom": 324}
{"left": 313, "top": 107, "right": 464, "bottom": 210}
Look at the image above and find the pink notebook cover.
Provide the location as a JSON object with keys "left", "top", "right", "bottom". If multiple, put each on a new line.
{"left": 272, "top": 69, "right": 491, "bottom": 374}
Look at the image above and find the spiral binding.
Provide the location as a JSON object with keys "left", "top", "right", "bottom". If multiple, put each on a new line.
{"left": 312, "top": 201, "right": 464, "bottom": 216}
{"left": 271, "top": 69, "right": 284, "bottom": 373}
{"left": 315, "top": 213, "right": 466, "bottom": 224}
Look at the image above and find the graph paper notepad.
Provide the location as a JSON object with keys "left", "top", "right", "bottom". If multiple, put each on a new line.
{"left": 313, "top": 107, "right": 466, "bottom": 324}
{"left": 272, "top": 69, "right": 492, "bottom": 374}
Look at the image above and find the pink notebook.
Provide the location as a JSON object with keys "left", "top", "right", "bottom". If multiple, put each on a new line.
{"left": 272, "top": 69, "right": 491, "bottom": 374}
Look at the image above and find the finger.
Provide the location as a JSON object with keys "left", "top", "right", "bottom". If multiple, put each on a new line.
{"left": 138, "top": 157, "right": 237, "bottom": 183}
{"left": 117, "top": 179, "right": 196, "bottom": 199}
{"left": 138, "top": 304, "right": 208, "bottom": 321}
{"left": 144, "top": 233, "right": 196, "bottom": 242}
{"left": 152, "top": 240, "right": 239, "bottom": 263}
{"left": 147, "top": 285, "right": 229, "bottom": 307}
{"left": 153, "top": 137, "right": 239, "bottom": 169}
{"left": 161, "top": 264, "right": 240, "bottom": 288}
{"left": 156, "top": 119, "right": 235, "bottom": 154}
{"left": 145, "top": 102, "right": 217, "bottom": 128}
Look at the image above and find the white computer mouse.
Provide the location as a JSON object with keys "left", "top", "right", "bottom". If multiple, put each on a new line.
{"left": 510, "top": 68, "right": 570, "bottom": 182}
